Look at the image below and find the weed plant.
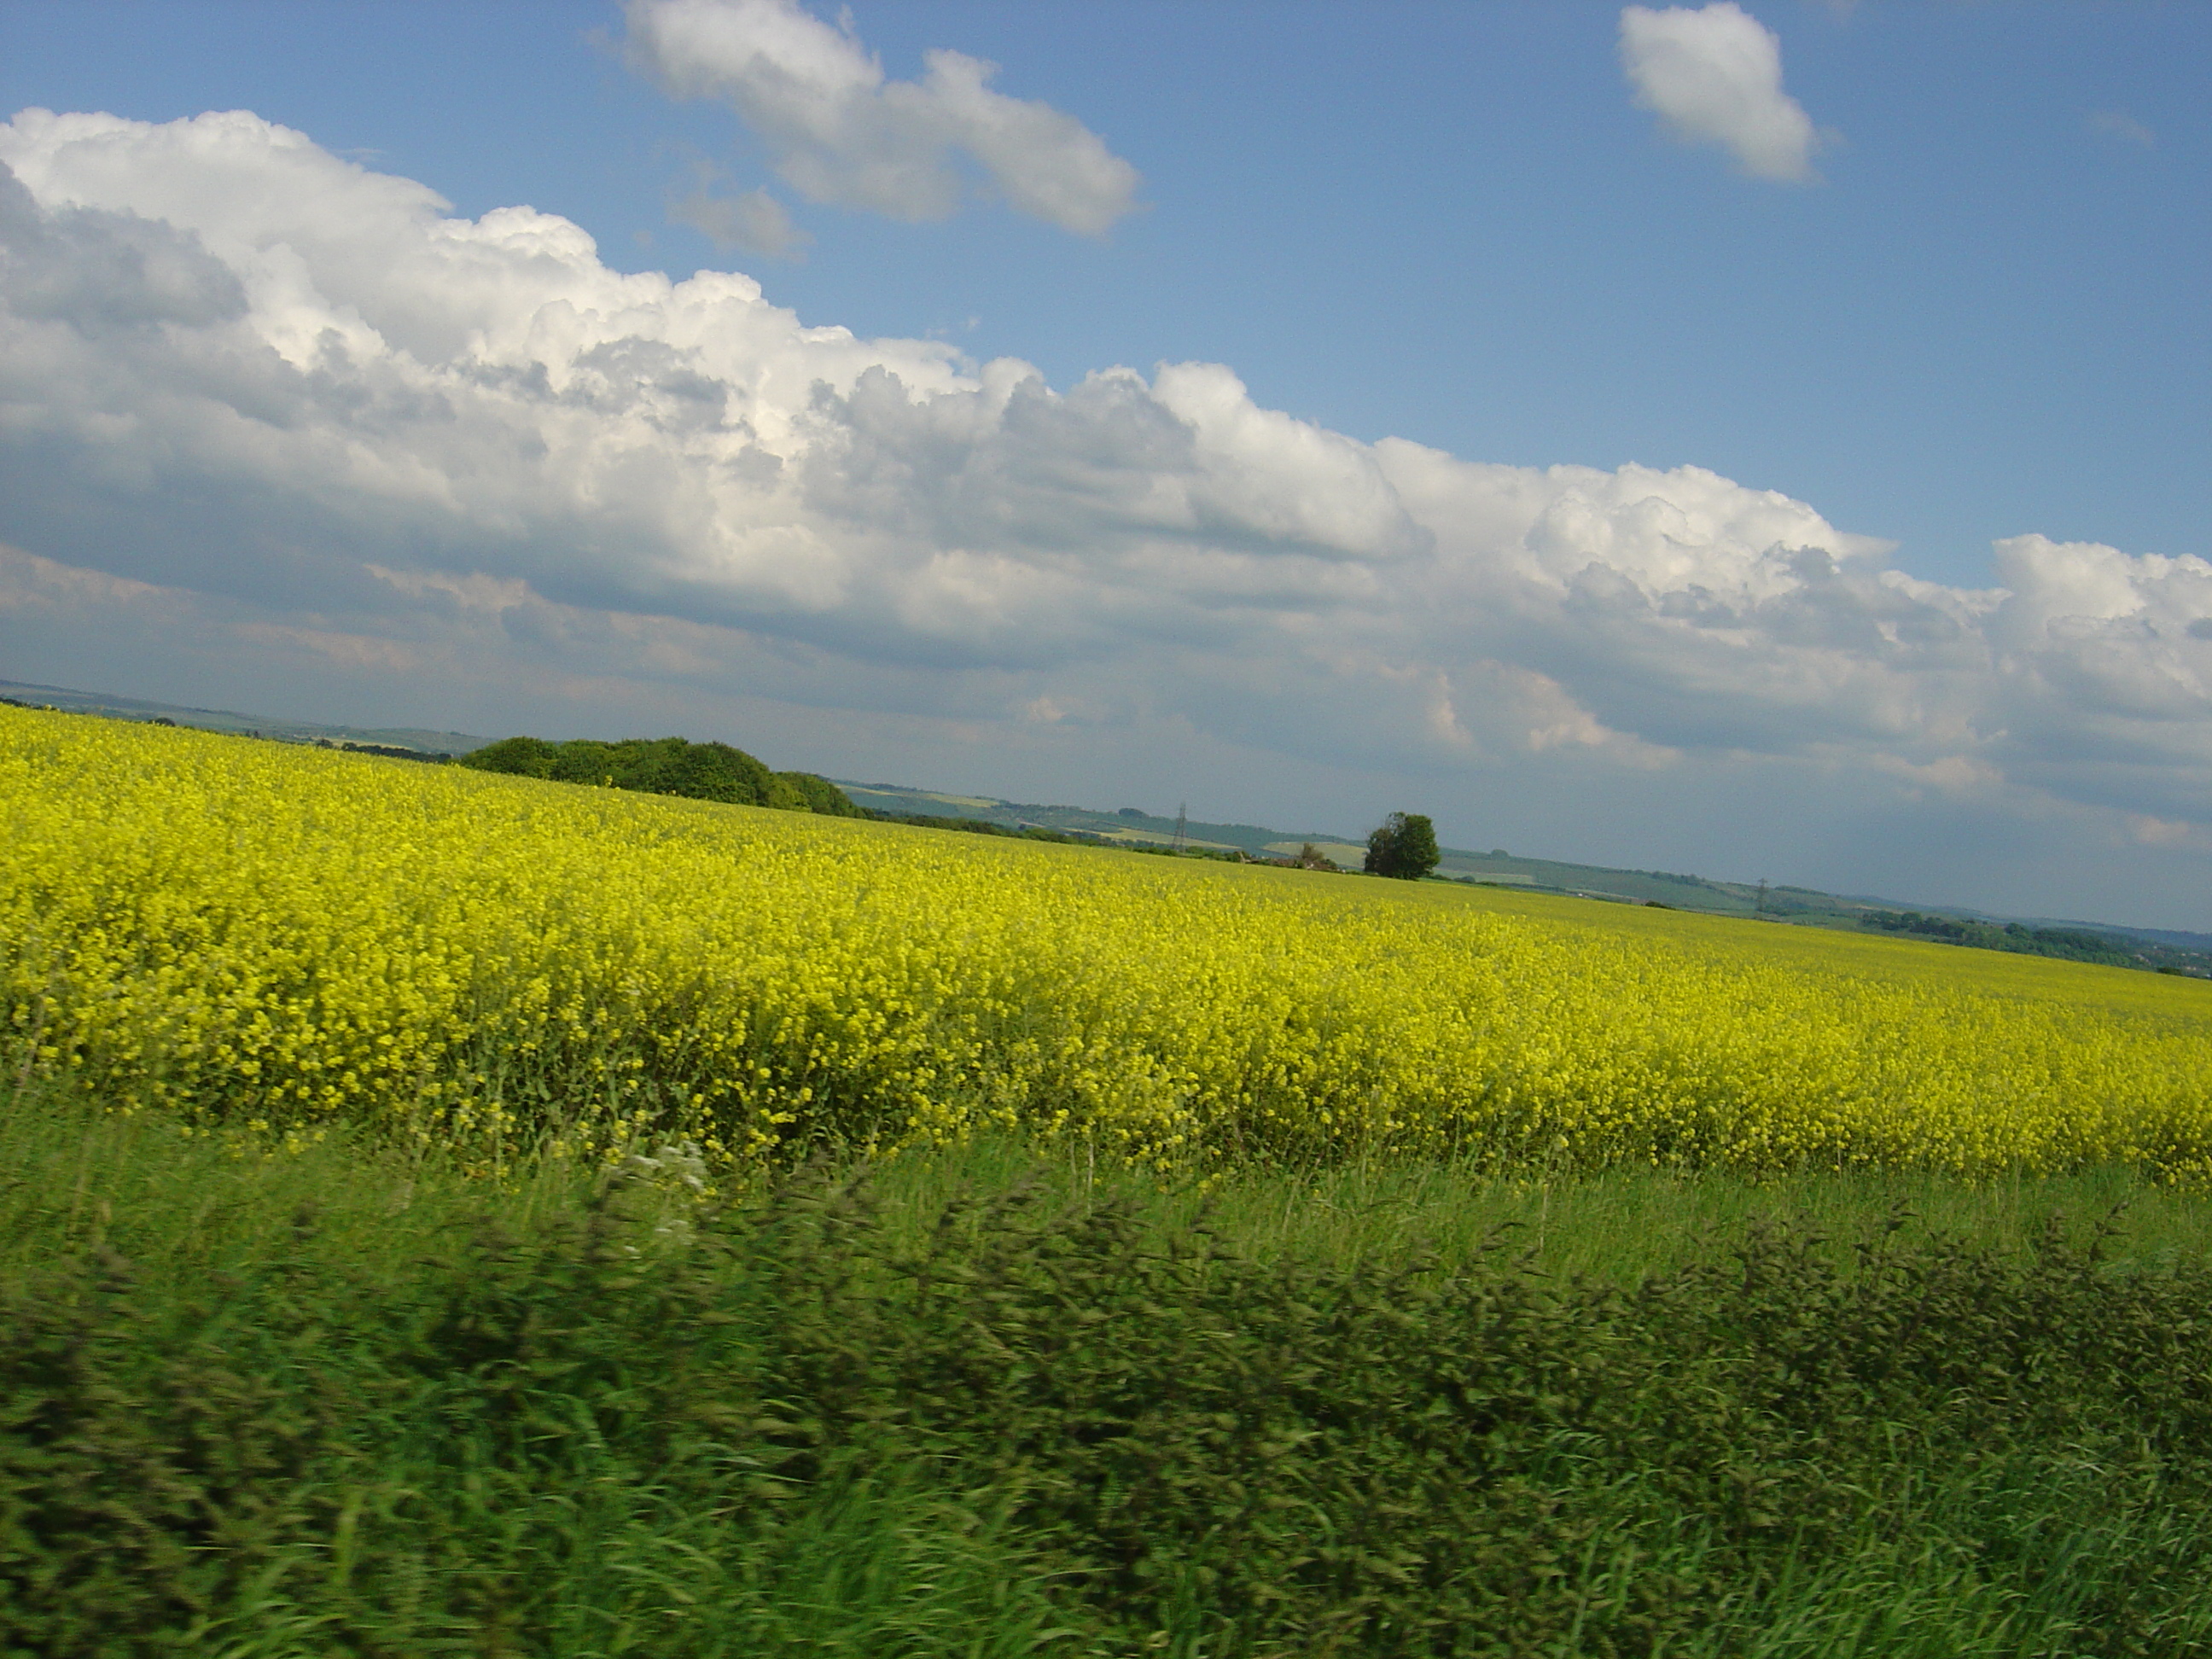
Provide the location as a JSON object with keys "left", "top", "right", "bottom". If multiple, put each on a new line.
{"left": 9, "top": 1097, "right": 2212, "bottom": 1656}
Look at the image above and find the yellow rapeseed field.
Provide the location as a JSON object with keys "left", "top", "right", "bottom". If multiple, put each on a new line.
{"left": 5, "top": 705, "right": 2210, "bottom": 1178}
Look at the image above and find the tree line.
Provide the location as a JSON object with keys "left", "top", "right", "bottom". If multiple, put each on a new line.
{"left": 1860, "top": 908, "right": 2211, "bottom": 977}
{"left": 462, "top": 734, "right": 1451, "bottom": 884}
{"left": 459, "top": 736, "right": 864, "bottom": 817}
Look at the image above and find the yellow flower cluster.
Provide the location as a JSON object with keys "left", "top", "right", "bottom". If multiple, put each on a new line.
{"left": 6, "top": 706, "right": 2210, "bottom": 1177}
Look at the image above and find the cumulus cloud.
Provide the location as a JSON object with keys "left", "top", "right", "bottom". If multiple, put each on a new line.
{"left": 623, "top": 0, "right": 1140, "bottom": 233}
{"left": 2, "top": 107, "right": 2209, "bottom": 906}
{"left": 1619, "top": 3, "right": 1824, "bottom": 183}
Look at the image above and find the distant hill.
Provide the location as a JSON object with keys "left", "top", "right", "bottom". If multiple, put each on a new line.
{"left": 836, "top": 781, "right": 1343, "bottom": 859}
{"left": 837, "top": 780, "right": 2212, "bottom": 972}
{"left": 0, "top": 679, "right": 489, "bottom": 758}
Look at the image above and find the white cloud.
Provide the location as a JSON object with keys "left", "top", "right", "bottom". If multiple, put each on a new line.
{"left": 2087, "top": 109, "right": 2156, "bottom": 148}
{"left": 1619, "top": 3, "right": 1823, "bottom": 183}
{"left": 2130, "top": 813, "right": 2197, "bottom": 848}
{"left": 623, "top": 0, "right": 1140, "bottom": 234}
{"left": 669, "top": 177, "right": 809, "bottom": 257}
{"left": 2, "top": 108, "right": 2209, "bottom": 918}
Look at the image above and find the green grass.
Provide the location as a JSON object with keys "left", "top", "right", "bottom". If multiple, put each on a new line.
{"left": 863, "top": 1134, "right": 2212, "bottom": 1284}
{"left": 11, "top": 1093, "right": 2212, "bottom": 1656}
{"left": 21, "top": 1098, "right": 2211, "bottom": 1296}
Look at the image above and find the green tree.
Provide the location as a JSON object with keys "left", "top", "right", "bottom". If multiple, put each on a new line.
{"left": 548, "top": 738, "right": 621, "bottom": 787}
{"left": 1364, "top": 812, "right": 1440, "bottom": 881}
{"left": 639, "top": 738, "right": 777, "bottom": 805}
{"left": 773, "top": 771, "right": 867, "bottom": 817}
{"left": 456, "top": 736, "right": 561, "bottom": 778}
{"left": 457, "top": 734, "right": 859, "bottom": 815}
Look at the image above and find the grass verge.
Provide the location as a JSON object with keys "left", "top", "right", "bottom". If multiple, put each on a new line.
{"left": 9, "top": 1095, "right": 2212, "bottom": 1656}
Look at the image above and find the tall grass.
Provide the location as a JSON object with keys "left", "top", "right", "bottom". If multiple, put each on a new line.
{"left": 18, "top": 1090, "right": 2210, "bottom": 1292}
{"left": 10, "top": 1091, "right": 2212, "bottom": 1655}
{"left": 861, "top": 1132, "right": 2212, "bottom": 1283}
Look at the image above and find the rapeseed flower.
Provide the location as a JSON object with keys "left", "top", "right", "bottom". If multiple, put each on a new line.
{"left": 5, "top": 707, "right": 2209, "bottom": 1179}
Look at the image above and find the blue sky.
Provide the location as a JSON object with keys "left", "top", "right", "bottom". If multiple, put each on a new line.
{"left": 1, "top": 1, "right": 2208, "bottom": 926}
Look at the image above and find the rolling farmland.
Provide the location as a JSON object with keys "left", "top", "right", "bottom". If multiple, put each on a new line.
{"left": 7, "top": 704, "right": 2209, "bottom": 1180}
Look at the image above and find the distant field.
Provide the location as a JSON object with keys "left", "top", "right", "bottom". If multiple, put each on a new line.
{"left": 6, "top": 703, "right": 2210, "bottom": 1177}
{"left": 0, "top": 676, "right": 487, "bottom": 755}
{"left": 837, "top": 781, "right": 1001, "bottom": 815}
{"left": 1263, "top": 839, "right": 1371, "bottom": 866}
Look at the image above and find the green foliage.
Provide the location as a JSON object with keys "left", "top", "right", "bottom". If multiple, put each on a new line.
{"left": 774, "top": 771, "right": 869, "bottom": 818}
{"left": 458, "top": 734, "right": 859, "bottom": 816}
{"left": 11, "top": 1101, "right": 2212, "bottom": 1655}
{"left": 868, "top": 811, "right": 1196, "bottom": 849}
{"left": 1861, "top": 908, "right": 2138, "bottom": 964}
{"left": 1854, "top": 909, "right": 2212, "bottom": 976}
{"left": 1364, "top": 810, "right": 1441, "bottom": 881}
{"left": 870, "top": 811, "right": 1072, "bottom": 841}
{"left": 459, "top": 734, "right": 562, "bottom": 778}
